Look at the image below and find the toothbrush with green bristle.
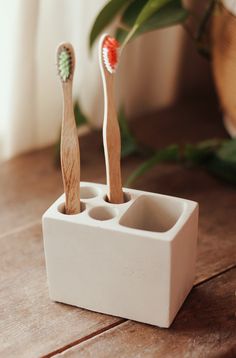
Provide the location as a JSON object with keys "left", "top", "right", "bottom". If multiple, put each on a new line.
{"left": 57, "top": 43, "right": 81, "bottom": 214}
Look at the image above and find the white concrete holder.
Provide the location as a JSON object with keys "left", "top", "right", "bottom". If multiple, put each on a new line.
{"left": 42, "top": 182, "right": 198, "bottom": 328}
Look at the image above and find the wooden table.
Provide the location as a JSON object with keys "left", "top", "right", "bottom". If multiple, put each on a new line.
{"left": 1, "top": 99, "right": 236, "bottom": 357}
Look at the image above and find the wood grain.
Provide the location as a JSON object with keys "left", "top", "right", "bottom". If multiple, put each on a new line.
{"left": 60, "top": 82, "right": 81, "bottom": 215}
{"left": 100, "top": 35, "right": 124, "bottom": 204}
{"left": 0, "top": 224, "right": 121, "bottom": 358}
{"left": 58, "top": 43, "right": 81, "bottom": 215}
{"left": 53, "top": 268, "right": 236, "bottom": 358}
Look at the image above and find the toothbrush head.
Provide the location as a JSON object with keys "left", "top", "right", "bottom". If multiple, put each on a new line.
{"left": 57, "top": 43, "right": 75, "bottom": 82}
{"left": 102, "top": 35, "right": 120, "bottom": 74}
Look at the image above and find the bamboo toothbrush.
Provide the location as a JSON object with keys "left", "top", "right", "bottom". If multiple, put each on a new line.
{"left": 57, "top": 43, "right": 81, "bottom": 214}
{"left": 99, "top": 34, "right": 124, "bottom": 204}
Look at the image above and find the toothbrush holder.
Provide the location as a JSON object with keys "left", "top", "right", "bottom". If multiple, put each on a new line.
{"left": 42, "top": 182, "right": 198, "bottom": 328}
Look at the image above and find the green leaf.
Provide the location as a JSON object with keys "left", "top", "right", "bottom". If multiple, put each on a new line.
{"left": 216, "top": 139, "right": 236, "bottom": 164}
{"left": 117, "top": 0, "right": 188, "bottom": 44}
{"left": 206, "top": 139, "right": 236, "bottom": 184}
{"left": 136, "top": 1, "right": 189, "bottom": 35}
{"left": 125, "top": 137, "right": 236, "bottom": 188}
{"left": 122, "top": 0, "right": 149, "bottom": 27}
{"left": 118, "top": 107, "right": 140, "bottom": 158}
{"left": 115, "top": 27, "right": 129, "bottom": 44}
{"left": 74, "top": 101, "right": 88, "bottom": 127}
{"left": 126, "top": 145, "right": 179, "bottom": 186}
{"left": 184, "top": 139, "right": 221, "bottom": 165}
{"left": 133, "top": 0, "right": 173, "bottom": 26}
{"left": 122, "top": 0, "right": 174, "bottom": 45}
{"left": 89, "top": 0, "right": 132, "bottom": 49}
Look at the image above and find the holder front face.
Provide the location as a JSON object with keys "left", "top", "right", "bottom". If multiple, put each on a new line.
{"left": 42, "top": 182, "right": 198, "bottom": 328}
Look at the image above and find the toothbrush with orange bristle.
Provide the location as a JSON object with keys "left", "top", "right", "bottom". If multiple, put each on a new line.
{"left": 57, "top": 43, "right": 81, "bottom": 214}
{"left": 99, "top": 34, "right": 124, "bottom": 204}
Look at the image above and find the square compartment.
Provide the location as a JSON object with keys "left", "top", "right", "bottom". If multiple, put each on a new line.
{"left": 120, "top": 194, "right": 184, "bottom": 233}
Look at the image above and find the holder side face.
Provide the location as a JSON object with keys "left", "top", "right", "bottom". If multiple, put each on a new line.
{"left": 42, "top": 182, "right": 198, "bottom": 328}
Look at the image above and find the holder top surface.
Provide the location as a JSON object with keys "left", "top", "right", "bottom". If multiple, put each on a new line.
{"left": 43, "top": 182, "right": 198, "bottom": 241}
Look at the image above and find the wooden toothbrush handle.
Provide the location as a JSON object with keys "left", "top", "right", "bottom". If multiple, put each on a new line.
{"left": 103, "top": 74, "right": 124, "bottom": 204}
{"left": 61, "top": 83, "right": 80, "bottom": 214}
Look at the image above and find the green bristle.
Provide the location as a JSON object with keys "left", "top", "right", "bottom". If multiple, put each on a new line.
{"left": 58, "top": 48, "right": 71, "bottom": 82}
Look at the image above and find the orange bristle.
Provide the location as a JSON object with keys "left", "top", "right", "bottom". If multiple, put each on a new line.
{"left": 103, "top": 36, "right": 120, "bottom": 72}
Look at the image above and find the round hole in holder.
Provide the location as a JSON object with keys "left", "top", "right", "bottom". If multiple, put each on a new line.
{"left": 57, "top": 202, "right": 86, "bottom": 215}
{"left": 80, "top": 186, "right": 100, "bottom": 200}
{"left": 89, "top": 206, "right": 118, "bottom": 221}
{"left": 104, "top": 192, "right": 131, "bottom": 204}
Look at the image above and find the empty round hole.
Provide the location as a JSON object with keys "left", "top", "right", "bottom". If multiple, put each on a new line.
{"left": 104, "top": 192, "right": 131, "bottom": 204}
{"left": 89, "top": 206, "right": 118, "bottom": 221}
{"left": 57, "top": 202, "right": 85, "bottom": 215}
{"left": 80, "top": 186, "right": 100, "bottom": 200}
